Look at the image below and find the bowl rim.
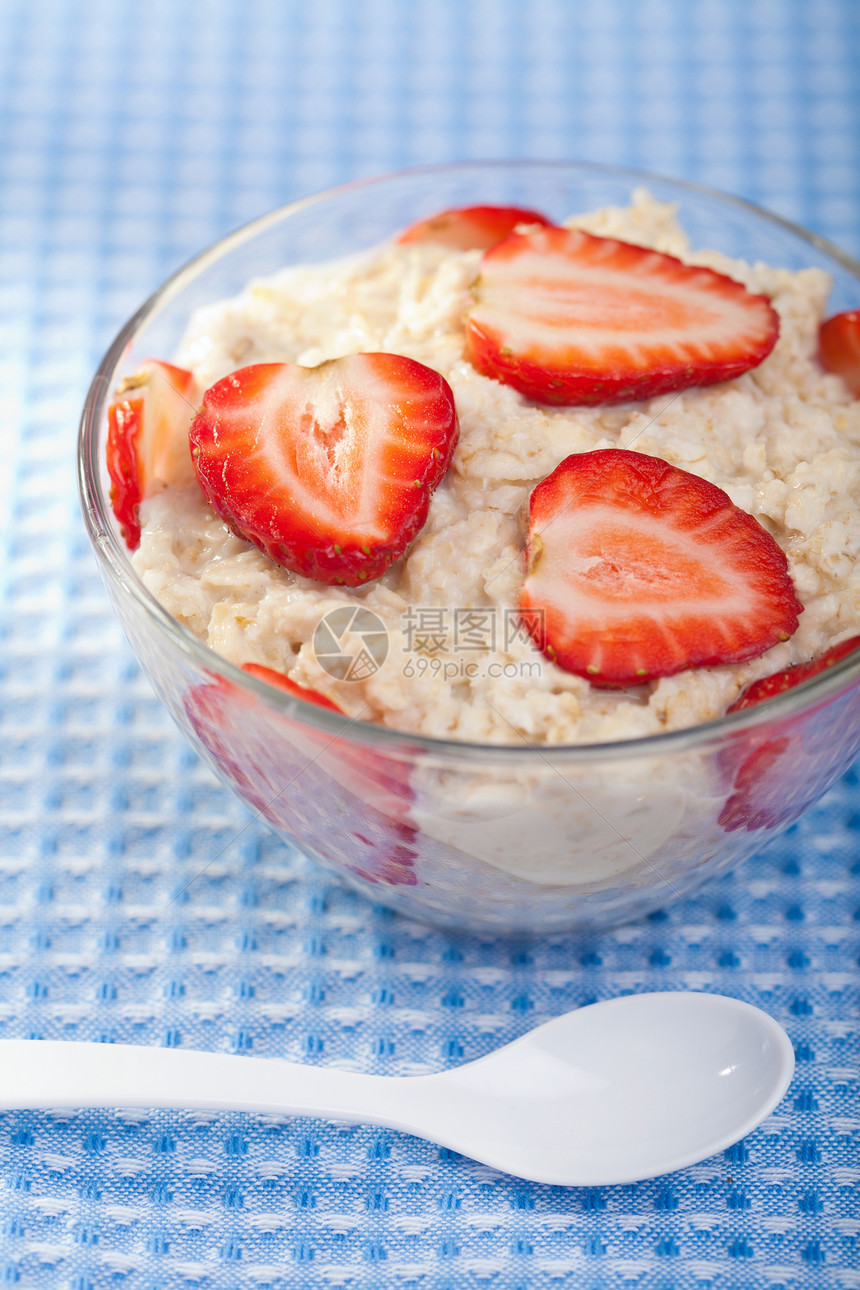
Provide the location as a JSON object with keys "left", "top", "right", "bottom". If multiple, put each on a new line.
{"left": 78, "top": 157, "right": 860, "bottom": 764}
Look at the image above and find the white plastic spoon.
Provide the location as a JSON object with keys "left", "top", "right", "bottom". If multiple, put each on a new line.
{"left": 0, "top": 992, "right": 793, "bottom": 1186}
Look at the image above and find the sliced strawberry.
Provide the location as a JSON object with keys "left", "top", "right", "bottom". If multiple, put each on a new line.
{"left": 728, "top": 636, "right": 860, "bottom": 713}
{"left": 189, "top": 355, "right": 459, "bottom": 587}
{"left": 718, "top": 732, "right": 800, "bottom": 832}
{"left": 106, "top": 359, "right": 200, "bottom": 549}
{"left": 397, "top": 204, "right": 554, "bottom": 251}
{"left": 241, "top": 662, "right": 343, "bottom": 712}
{"left": 241, "top": 661, "right": 414, "bottom": 825}
{"left": 520, "top": 449, "right": 803, "bottom": 687}
{"left": 818, "top": 310, "right": 860, "bottom": 397}
{"left": 719, "top": 642, "right": 860, "bottom": 833}
{"left": 720, "top": 637, "right": 860, "bottom": 831}
{"left": 185, "top": 672, "right": 418, "bottom": 886}
{"left": 465, "top": 227, "right": 780, "bottom": 405}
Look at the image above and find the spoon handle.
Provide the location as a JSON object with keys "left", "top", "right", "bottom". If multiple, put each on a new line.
{"left": 0, "top": 1040, "right": 425, "bottom": 1130}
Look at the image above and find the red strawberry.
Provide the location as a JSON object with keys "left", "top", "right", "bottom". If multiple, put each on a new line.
{"left": 185, "top": 672, "right": 418, "bottom": 886}
{"left": 466, "top": 227, "right": 780, "bottom": 405}
{"left": 397, "top": 204, "right": 554, "bottom": 251}
{"left": 106, "top": 359, "right": 200, "bottom": 549}
{"left": 719, "top": 639, "right": 860, "bottom": 832}
{"left": 727, "top": 636, "right": 860, "bottom": 713}
{"left": 519, "top": 449, "right": 803, "bottom": 687}
{"left": 818, "top": 309, "right": 860, "bottom": 396}
{"left": 241, "top": 662, "right": 343, "bottom": 712}
{"left": 189, "top": 355, "right": 459, "bottom": 587}
{"left": 241, "top": 661, "right": 414, "bottom": 825}
{"left": 718, "top": 732, "right": 801, "bottom": 832}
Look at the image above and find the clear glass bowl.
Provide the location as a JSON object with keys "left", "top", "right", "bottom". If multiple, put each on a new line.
{"left": 78, "top": 161, "right": 860, "bottom": 933}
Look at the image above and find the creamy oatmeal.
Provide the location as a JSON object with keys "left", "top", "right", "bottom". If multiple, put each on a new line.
{"left": 131, "top": 190, "right": 860, "bottom": 746}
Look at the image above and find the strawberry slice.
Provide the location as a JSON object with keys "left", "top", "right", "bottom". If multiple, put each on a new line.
{"left": 397, "top": 204, "right": 554, "bottom": 251}
{"left": 466, "top": 227, "right": 780, "bottom": 405}
{"left": 519, "top": 449, "right": 803, "bottom": 687}
{"left": 106, "top": 359, "right": 200, "bottom": 549}
{"left": 719, "top": 638, "right": 860, "bottom": 833}
{"left": 240, "top": 661, "right": 415, "bottom": 826}
{"left": 718, "top": 731, "right": 804, "bottom": 832}
{"left": 728, "top": 636, "right": 860, "bottom": 713}
{"left": 818, "top": 309, "right": 860, "bottom": 396}
{"left": 189, "top": 355, "right": 459, "bottom": 587}
{"left": 186, "top": 671, "right": 418, "bottom": 885}
{"left": 241, "top": 662, "right": 343, "bottom": 712}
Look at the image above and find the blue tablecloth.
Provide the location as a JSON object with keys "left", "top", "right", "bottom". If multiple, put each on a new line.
{"left": 1, "top": 1, "right": 859, "bottom": 1285}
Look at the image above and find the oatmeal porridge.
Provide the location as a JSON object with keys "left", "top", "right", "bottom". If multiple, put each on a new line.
{"left": 121, "top": 190, "right": 860, "bottom": 747}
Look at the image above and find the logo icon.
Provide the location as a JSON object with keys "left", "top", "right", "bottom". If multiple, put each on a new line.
{"left": 313, "top": 607, "right": 389, "bottom": 681}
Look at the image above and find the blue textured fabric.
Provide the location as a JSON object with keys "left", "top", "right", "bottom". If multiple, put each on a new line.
{"left": 1, "top": 0, "right": 860, "bottom": 1284}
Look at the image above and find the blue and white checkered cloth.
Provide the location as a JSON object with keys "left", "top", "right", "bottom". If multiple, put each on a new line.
{"left": 1, "top": 0, "right": 859, "bottom": 1284}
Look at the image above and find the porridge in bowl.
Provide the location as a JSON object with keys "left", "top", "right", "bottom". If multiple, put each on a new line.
{"left": 116, "top": 190, "right": 860, "bottom": 747}
{"left": 90, "top": 172, "right": 860, "bottom": 929}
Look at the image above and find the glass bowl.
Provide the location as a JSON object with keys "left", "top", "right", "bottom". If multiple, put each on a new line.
{"left": 78, "top": 161, "right": 860, "bottom": 934}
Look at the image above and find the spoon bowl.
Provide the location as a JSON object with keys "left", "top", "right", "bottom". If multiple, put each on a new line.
{"left": 425, "top": 991, "right": 794, "bottom": 1184}
{"left": 0, "top": 992, "right": 793, "bottom": 1186}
